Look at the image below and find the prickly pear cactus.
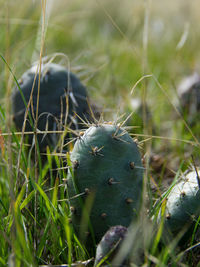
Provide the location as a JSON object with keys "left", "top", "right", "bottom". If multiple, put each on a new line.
{"left": 67, "top": 123, "right": 143, "bottom": 242}
{"left": 12, "top": 63, "right": 91, "bottom": 151}
{"left": 159, "top": 169, "right": 200, "bottom": 241}
{"left": 177, "top": 73, "right": 200, "bottom": 125}
{"left": 94, "top": 225, "right": 127, "bottom": 266}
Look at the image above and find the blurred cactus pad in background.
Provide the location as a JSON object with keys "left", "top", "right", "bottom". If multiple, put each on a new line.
{"left": 11, "top": 62, "right": 94, "bottom": 152}
{"left": 1, "top": 0, "right": 200, "bottom": 266}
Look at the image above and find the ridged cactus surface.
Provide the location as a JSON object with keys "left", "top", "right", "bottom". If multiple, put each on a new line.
{"left": 67, "top": 123, "right": 143, "bottom": 241}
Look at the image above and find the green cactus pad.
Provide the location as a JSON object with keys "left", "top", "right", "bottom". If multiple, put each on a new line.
{"left": 94, "top": 225, "right": 128, "bottom": 266}
{"left": 159, "top": 169, "right": 200, "bottom": 241}
{"left": 67, "top": 123, "right": 143, "bottom": 242}
{"left": 12, "top": 63, "right": 91, "bottom": 151}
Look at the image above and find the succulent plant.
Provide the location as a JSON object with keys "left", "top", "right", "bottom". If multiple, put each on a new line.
{"left": 67, "top": 123, "right": 143, "bottom": 242}
{"left": 177, "top": 72, "right": 200, "bottom": 124}
{"left": 94, "top": 225, "right": 128, "bottom": 266}
{"left": 158, "top": 168, "right": 200, "bottom": 243}
{"left": 12, "top": 63, "right": 92, "bottom": 151}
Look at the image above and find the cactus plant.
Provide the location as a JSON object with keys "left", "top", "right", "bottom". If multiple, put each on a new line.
{"left": 158, "top": 168, "right": 200, "bottom": 243}
{"left": 94, "top": 225, "right": 128, "bottom": 266}
{"left": 12, "top": 63, "right": 92, "bottom": 151}
{"left": 177, "top": 72, "right": 200, "bottom": 125}
{"left": 67, "top": 123, "right": 143, "bottom": 242}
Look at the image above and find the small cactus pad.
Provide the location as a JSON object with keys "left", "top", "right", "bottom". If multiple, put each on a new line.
{"left": 158, "top": 169, "right": 200, "bottom": 240}
{"left": 67, "top": 123, "right": 143, "bottom": 241}
{"left": 12, "top": 63, "right": 91, "bottom": 151}
{"left": 177, "top": 72, "right": 200, "bottom": 125}
{"left": 94, "top": 225, "right": 128, "bottom": 266}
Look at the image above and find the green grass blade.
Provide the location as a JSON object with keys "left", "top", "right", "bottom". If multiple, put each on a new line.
{"left": 34, "top": 182, "right": 55, "bottom": 221}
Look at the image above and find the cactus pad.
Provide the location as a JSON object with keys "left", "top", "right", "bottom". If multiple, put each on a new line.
{"left": 94, "top": 225, "right": 128, "bottom": 266}
{"left": 159, "top": 169, "right": 200, "bottom": 241}
{"left": 67, "top": 123, "right": 143, "bottom": 242}
{"left": 12, "top": 63, "right": 91, "bottom": 151}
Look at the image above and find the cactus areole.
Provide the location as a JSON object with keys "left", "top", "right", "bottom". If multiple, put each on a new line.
{"left": 160, "top": 169, "right": 200, "bottom": 240}
{"left": 67, "top": 124, "right": 143, "bottom": 241}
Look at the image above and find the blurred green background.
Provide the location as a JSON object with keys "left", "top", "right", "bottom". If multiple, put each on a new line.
{"left": 0, "top": 0, "right": 200, "bottom": 158}
{"left": 0, "top": 0, "right": 200, "bottom": 171}
{"left": 1, "top": 0, "right": 200, "bottom": 124}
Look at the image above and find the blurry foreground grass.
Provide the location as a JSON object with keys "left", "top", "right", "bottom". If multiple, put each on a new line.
{"left": 1, "top": 0, "right": 200, "bottom": 266}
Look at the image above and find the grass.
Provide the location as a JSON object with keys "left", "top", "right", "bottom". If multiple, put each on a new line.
{"left": 1, "top": 0, "right": 200, "bottom": 266}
